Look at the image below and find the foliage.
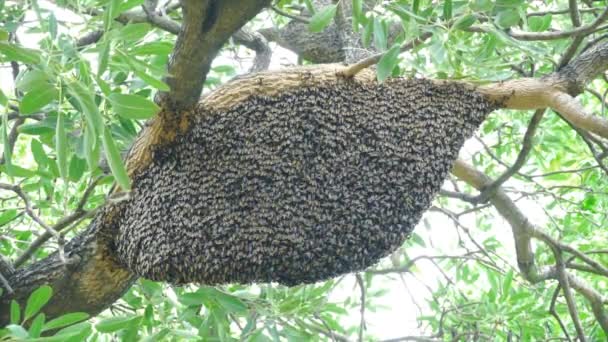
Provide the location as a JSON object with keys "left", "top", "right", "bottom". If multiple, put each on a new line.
{"left": 1, "top": 0, "right": 607, "bottom": 340}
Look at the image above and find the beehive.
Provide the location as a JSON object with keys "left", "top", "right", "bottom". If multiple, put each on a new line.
{"left": 116, "top": 69, "right": 494, "bottom": 285}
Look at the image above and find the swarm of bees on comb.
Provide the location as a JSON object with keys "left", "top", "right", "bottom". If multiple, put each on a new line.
{"left": 116, "top": 75, "right": 494, "bottom": 286}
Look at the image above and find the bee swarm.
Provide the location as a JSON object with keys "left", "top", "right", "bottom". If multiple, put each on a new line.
{"left": 116, "top": 69, "right": 494, "bottom": 286}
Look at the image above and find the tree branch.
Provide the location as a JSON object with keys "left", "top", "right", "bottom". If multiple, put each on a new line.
{"left": 157, "top": 0, "right": 271, "bottom": 112}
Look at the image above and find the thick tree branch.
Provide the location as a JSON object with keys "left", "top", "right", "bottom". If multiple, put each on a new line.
{"left": 158, "top": 0, "right": 271, "bottom": 112}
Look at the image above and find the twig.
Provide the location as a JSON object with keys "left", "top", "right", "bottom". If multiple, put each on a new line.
{"left": 527, "top": 7, "right": 601, "bottom": 17}
{"left": 0, "top": 117, "right": 25, "bottom": 165}
{"left": 0, "top": 183, "right": 66, "bottom": 263}
{"left": 509, "top": 6, "right": 608, "bottom": 41}
{"left": 471, "top": 109, "right": 545, "bottom": 203}
{"left": 557, "top": 0, "right": 585, "bottom": 68}
{"left": 355, "top": 274, "right": 366, "bottom": 342}
{"left": 339, "top": 32, "right": 433, "bottom": 78}
{"left": 549, "top": 284, "right": 573, "bottom": 341}
{"left": 14, "top": 178, "right": 101, "bottom": 267}
{"left": 232, "top": 29, "right": 272, "bottom": 72}
{"left": 554, "top": 249, "right": 586, "bottom": 341}
{"left": 271, "top": 5, "right": 310, "bottom": 24}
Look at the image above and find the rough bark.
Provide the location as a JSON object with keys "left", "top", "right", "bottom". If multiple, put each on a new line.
{"left": 158, "top": 0, "right": 271, "bottom": 112}
{"left": 0, "top": 0, "right": 270, "bottom": 325}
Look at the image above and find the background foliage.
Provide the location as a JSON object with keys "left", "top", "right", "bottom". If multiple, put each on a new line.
{"left": 1, "top": 0, "right": 607, "bottom": 340}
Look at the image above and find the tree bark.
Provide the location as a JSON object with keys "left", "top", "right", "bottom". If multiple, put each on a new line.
{"left": 0, "top": 0, "right": 270, "bottom": 325}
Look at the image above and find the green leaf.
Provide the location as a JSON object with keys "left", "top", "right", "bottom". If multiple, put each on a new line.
{"left": 470, "top": 0, "right": 493, "bottom": 12}
{"left": 39, "top": 322, "right": 93, "bottom": 342}
{"left": 0, "top": 88, "right": 8, "bottom": 107}
{"left": 495, "top": 9, "right": 520, "bottom": 29}
{"left": 132, "top": 68, "right": 170, "bottom": 91}
{"left": 199, "top": 288, "right": 248, "bottom": 313}
{"left": 10, "top": 300, "right": 20, "bottom": 324}
{"left": 108, "top": 93, "right": 159, "bottom": 120}
{"left": 42, "top": 312, "right": 89, "bottom": 332}
{"left": 83, "top": 126, "right": 100, "bottom": 172}
{"left": 18, "top": 122, "right": 54, "bottom": 135}
{"left": 97, "top": 40, "right": 110, "bottom": 75}
{"left": 29, "top": 313, "right": 46, "bottom": 338}
{"left": 55, "top": 112, "right": 68, "bottom": 181}
{"left": 0, "top": 28, "right": 8, "bottom": 41}
{"left": 454, "top": 14, "right": 477, "bottom": 30}
{"left": 68, "top": 156, "right": 86, "bottom": 182}
{"left": 502, "top": 269, "right": 514, "bottom": 299}
{"left": 308, "top": 4, "right": 337, "bottom": 33}
{"left": 24, "top": 285, "right": 53, "bottom": 321}
{"left": 130, "top": 42, "right": 173, "bottom": 56}
{"left": 66, "top": 81, "right": 103, "bottom": 139}
{"left": 19, "top": 85, "right": 58, "bottom": 115}
{"left": 48, "top": 14, "right": 57, "bottom": 40}
{"left": 31, "top": 139, "right": 49, "bottom": 169}
{"left": 528, "top": 15, "right": 551, "bottom": 32}
{"left": 413, "top": 0, "right": 420, "bottom": 14}
{"left": 95, "top": 315, "right": 140, "bottom": 333}
{"left": 373, "top": 17, "right": 387, "bottom": 51}
{"left": 443, "top": 0, "right": 452, "bottom": 20}
{"left": 16, "top": 70, "right": 49, "bottom": 92}
{"left": 102, "top": 128, "right": 131, "bottom": 191}
{"left": 0, "top": 42, "right": 41, "bottom": 64}
{"left": 377, "top": 44, "right": 401, "bottom": 82}
{"left": 118, "top": 23, "right": 151, "bottom": 43}
{"left": 2, "top": 111, "right": 10, "bottom": 170}
{"left": 179, "top": 292, "right": 206, "bottom": 307}
{"left": 0, "top": 209, "right": 18, "bottom": 226}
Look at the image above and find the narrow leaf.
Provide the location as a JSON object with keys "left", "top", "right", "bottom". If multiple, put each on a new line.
{"left": 95, "top": 315, "right": 140, "bottom": 333}
{"left": 56, "top": 112, "right": 68, "bottom": 180}
{"left": 66, "top": 81, "right": 103, "bottom": 140}
{"left": 42, "top": 312, "right": 89, "bottom": 332}
{"left": 309, "top": 5, "right": 337, "bottom": 33}
{"left": 10, "top": 300, "right": 20, "bottom": 324}
{"left": 443, "top": 0, "right": 452, "bottom": 20}
{"left": 29, "top": 313, "right": 46, "bottom": 338}
{"left": 2, "top": 110, "right": 10, "bottom": 170}
{"left": 102, "top": 128, "right": 131, "bottom": 191}
{"left": 377, "top": 44, "right": 401, "bottom": 82}
{"left": 24, "top": 285, "right": 53, "bottom": 321}
{"left": 0, "top": 42, "right": 41, "bottom": 64}
{"left": 84, "top": 126, "right": 100, "bottom": 172}
{"left": 19, "top": 85, "right": 58, "bottom": 114}
{"left": 108, "top": 93, "right": 159, "bottom": 120}
{"left": 31, "top": 139, "right": 49, "bottom": 169}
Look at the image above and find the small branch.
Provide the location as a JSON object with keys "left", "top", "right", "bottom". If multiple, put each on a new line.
{"left": 14, "top": 178, "right": 101, "bottom": 267}
{"left": 140, "top": 1, "right": 181, "bottom": 34}
{"left": 355, "top": 274, "right": 366, "bottom": 342}
{"left": 548, "top": 91, "right": 608, "bottom": 139}
{"left": 509, "top": 6, "right": 608, "bottom": 41}
{"left": 0, "top": 117, "right": 25, "bottom": 165}
{"left": 549, "top": 284, "right": 572, "bottom": 341}
{"left": 527, "top": 7, "right": 601, "bottom": 17}
{"left": 0, "top": 183, "right": 65, "bottom": 263}
{"left": 554, "top": 249, "right": 586, "bottom": 341}
{"left": 271, "top": 5, "right": 310, "bottom": 24}
{"left": 469, "top": 109, "right": 545, "bottom": 203}
{"left": 232, "top": 28, "right": 272, "bottom": 72}
{"left": 339, "top": 32, "right": 433, "bottom": 78}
